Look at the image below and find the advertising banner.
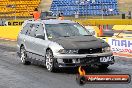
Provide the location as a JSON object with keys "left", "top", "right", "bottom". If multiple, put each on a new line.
{"left": 7, "top": 20, "right": 24, "bottom": 26}
{"left": 108, "top": 38, "right": 132, "bottom": 58}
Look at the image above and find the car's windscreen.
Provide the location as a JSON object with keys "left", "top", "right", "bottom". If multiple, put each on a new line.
{"left": 45, "top": 23, "right": 91, "bottom": 39}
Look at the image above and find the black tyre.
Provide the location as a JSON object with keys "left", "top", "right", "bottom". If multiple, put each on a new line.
{"left": 98, "top": 64, "right": 109, "bottom": 69}
{"left": 20, "top": 46, "right": 31, "bottom": 65}
{"left": 45, "top": 49, "right": 56, "bottom": 72}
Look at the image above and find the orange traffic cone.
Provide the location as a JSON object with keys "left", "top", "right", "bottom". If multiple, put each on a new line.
{"left": 99, "top": 25, "right": 103, "bottom": 37}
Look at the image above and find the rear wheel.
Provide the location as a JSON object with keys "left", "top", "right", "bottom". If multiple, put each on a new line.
{"left": 98, "top": 64, "right": 109, "bottom": 69}
{"left": 20, "top": 46, "right": 31, "bottom": 65}
{"left": 45, "top": 49, "right": 56, "bottom": 72}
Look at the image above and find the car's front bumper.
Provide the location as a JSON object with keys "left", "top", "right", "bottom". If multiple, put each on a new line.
{"left": 54, "top": 52, "right": 114, "bottom": 67}
{"left": 54, "top": 52, "right": 113, "bottom": 59}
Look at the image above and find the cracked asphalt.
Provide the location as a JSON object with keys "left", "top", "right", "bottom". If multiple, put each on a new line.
{"left": 0, "top": 39, "right": 132, "bottom": 88}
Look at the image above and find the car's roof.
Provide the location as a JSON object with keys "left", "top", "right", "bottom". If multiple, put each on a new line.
{"left": 42, "top": 19, "right": 76, "bottom": 24}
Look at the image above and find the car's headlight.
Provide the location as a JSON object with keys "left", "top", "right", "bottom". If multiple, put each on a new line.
{"left": 58, "top": 49, "right": 78, "bottom": 54}
{"left": 102, "top": 47, "right": 111, "bottom": 52}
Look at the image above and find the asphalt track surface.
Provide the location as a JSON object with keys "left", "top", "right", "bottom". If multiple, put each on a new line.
{"left": 0, "top": 39, "right": 132, "bottom": 88}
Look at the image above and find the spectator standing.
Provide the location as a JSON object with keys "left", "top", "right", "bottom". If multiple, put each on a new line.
{"left": 58, "top": 13, "right": 64, "bottom": 20}
{"left": 31, "top": 8, "right": 41, "bottom": 20}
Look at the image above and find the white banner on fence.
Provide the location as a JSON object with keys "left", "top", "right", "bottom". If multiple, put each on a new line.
{"left": 108, "top": 38, "right": 132, "bottom": 57}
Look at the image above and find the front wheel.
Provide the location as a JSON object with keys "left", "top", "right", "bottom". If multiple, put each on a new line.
{"left": 45, "top": 49, "right": 56, "bottom": 72}
{"left": 20, "top": 46, "right": 31, "bottom": 65}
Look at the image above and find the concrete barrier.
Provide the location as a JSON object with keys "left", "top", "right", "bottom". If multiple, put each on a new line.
{"left": 0, "top": 26, "right": 21, "bottom": 40}
{"left": 6, "top": 19, "right": 132, "bottom": 26}
{"left": 75, "top": 19, "right": 132, "bottom": 26}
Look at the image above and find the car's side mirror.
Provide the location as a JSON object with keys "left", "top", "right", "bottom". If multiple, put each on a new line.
{"left": 35, "top": 34, "right": 45, "bottom": 40}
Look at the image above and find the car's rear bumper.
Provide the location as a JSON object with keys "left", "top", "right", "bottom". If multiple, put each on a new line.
{"left": 16, "top": 44, "right": 21, "bottom": 57}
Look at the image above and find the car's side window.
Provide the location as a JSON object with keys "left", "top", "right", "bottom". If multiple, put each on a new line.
{"left": 21, "top": 23, "right": 31, "bottom": 35}
{"left": 25, "top": 24, "right": 35, "bottom": 37}
{"left": 35, "top": 23, "right": 45, "bottom": 39}
{"left": 28, "top": 24, "right": 36, "bottom": 37}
